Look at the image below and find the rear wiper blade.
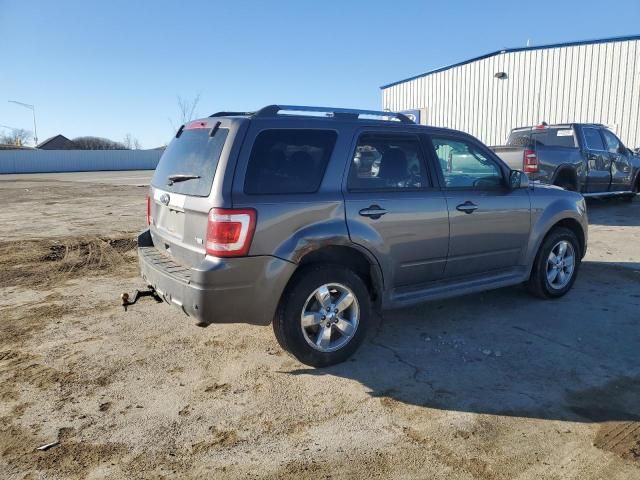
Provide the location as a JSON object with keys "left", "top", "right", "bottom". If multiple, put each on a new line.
{"left": 167, "top": 174, "right": 201, "bottom": 185}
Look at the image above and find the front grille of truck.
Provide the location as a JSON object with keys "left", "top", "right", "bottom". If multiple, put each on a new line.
{"left": 139, "top": 247, "right": 192, "bottom": 284}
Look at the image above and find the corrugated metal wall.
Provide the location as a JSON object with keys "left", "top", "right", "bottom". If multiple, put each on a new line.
{"left": 0, "top": 149, "right": 162, "bottom": 174}
{"left": 382, "top": 38, "right": 640, "bottom": 147}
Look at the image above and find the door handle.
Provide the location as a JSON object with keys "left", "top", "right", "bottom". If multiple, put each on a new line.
{"left": 456, "top": 201, "right": 478, "bottom": 214}
{"left": 359, "top": 205, "right": 388, "bottom": 219}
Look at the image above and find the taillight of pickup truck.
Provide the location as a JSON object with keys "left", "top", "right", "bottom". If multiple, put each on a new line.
{"left": 523, "top": 149, "right": 539, "bottom": 173}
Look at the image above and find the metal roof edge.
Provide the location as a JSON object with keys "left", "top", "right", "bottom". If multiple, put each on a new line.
{"left": 380, "top": 33, "right": 640, "bottom": 89}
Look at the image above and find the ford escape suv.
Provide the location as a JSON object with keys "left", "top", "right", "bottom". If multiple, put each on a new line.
{"left": 138, "top": 105, "right": 588, "bottom": 367}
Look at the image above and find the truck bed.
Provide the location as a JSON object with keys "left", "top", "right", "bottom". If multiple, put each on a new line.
{"left": 490, "top": 144, "right": 584, "bottom": 187}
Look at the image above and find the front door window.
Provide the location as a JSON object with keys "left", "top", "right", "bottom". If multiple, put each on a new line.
{"left": 431, "top": 137, "right": 504, "bottom": 189}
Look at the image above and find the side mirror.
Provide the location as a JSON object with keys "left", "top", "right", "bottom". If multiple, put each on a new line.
{"left": 509, "top": 170, "right": 529, "bottom": 190}
{"left": 617, "top": 145, "right": 627, "bottom": 154}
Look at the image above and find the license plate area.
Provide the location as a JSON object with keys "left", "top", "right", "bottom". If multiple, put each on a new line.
{"left": 154, "top": 189, "right": 186, "bottom": 241}
{"left": 157, "top": 207, "right": 185, "bottom": 239}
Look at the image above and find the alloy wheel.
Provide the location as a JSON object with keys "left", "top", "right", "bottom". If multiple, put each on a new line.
{"left": 300, "top": 283, "right": 360, "bottom": 353}
{"left": 546, "top": 240, "right": 576, "bottom": 289}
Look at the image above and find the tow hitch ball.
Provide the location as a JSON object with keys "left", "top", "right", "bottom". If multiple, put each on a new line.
{"left": 121, "top": 288, "right": 161, "bottom": 311}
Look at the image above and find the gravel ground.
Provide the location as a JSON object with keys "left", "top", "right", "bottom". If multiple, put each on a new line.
{"left": 1, "top": 176, "right": 639, "bottom": 479}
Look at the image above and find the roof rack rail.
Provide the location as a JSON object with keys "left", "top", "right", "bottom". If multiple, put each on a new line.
{"left": 254, "top": 105, "right": 414, "bottom": 123}
{"left": 209, "top": 111, "right": 255, "bottom": 117}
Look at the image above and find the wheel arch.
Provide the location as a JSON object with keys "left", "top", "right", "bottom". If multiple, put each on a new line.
{"left": 528, "top": 216, "right": 586, "bottom": 274}
{"left": 289, "top": 244, "right": 384, "bottom": 308}
{"left": 548, "top": 218, "right": 586, "bottom": 258}
{"left": 526, "top": 200, "right": 588, "bottom": 277}
{"left": 552, "top": 166, "right": 579, "bottom": 191}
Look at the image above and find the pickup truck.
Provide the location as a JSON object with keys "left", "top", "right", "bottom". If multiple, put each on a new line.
{"left": 491, "top": 123, "right": 640, "bottom": 200}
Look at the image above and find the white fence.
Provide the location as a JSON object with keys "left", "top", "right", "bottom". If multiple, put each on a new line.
{"left": 0, "top": 149, "right": 162, "bottom": 174}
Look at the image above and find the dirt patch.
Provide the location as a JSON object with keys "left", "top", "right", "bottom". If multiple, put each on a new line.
{"left": 41, "top": 238, "right": 136, "bottom": 262}
{"left": 0, "top": 303, "right": 73, "bottom": 343}
{"left": 566, "top": 377, "right": 640, "bottom": 463}
{"left": 0, "top": 421, "right": 37, "bottom": 466}
{"left": 595, "top": 422, "right": 640, "bottom": 462}
{"left": 203, "top": 382, "right": 230, "bottom": 394}
{"left": 0, "top": 422, "right": 125, "bottom": 480}
{"left": 0, "top": 348, "right": 69, "bottom": 405}
{"left": 0, "top": 235, "right": 137, "bottom": 289}
{"left": 192, "top": 427, "right": 241, "bottom": 452}
{"left": 2, "top": 177, "right": 640, "bottom": 479}
{"left": 0, "top": 299, "right": 120, "bottom": 405}
{"left": 274, "top": 450, "right": 393, "bottom": 480}
{"left": 32, "top": 433, "right": 127, "bottom": 480}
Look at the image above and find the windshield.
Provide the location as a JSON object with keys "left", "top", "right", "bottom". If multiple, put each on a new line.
{"left": 151, "top": 127, "right": 229, "bottom": 196}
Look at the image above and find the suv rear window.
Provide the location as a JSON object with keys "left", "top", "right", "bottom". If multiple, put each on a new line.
{"left": 152, "top": 127, "right": 229, "bottom": 197}
{"left": 244, "top": 129, "right": 337, "bottom": 195}
{"left": 507, "top": 128, "right": 576, "bottom": 148}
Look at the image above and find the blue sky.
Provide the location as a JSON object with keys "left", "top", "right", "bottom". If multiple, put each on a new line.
{"left": 1, "top": 0, "right": 639, "bottom": 148}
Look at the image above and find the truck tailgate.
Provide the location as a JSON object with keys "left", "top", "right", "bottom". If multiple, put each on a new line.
{"left": 490, "top": 146, "right": 524, "bottom": 170}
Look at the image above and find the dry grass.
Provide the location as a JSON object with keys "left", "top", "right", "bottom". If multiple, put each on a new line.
{"left": 0, "top": 236, "right": 137, "bottom": 289}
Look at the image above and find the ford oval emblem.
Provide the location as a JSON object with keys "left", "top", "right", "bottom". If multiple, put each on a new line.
{"left": 160, "top": 193, "right": 170, "bottom": 205}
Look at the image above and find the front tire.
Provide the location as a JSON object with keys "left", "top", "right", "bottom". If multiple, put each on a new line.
{"left": 273, "top": 265, "right": 371, "bottom": 367}
{"left": 527, "top": 227, "right": 581, "bottom": 299}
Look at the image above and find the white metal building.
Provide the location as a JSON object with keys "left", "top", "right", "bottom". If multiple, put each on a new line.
{"left": 381, "top": 35, "right": 640, "bottom": 147}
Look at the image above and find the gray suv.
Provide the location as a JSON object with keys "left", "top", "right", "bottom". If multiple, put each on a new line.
{"left": 138, "top": 105, "right": 588, "bottom": 367}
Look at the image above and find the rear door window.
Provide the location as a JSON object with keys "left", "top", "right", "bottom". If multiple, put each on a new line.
{"left": 244, "top": 129, "right": 337, "bottom": 194}
{"left": 583, "top": 128, "right": 606, "bottom": 151}
{"left": 152, "top": 126, "right": 229, "bottom": 196}
{"left": 347, "top": 133, "right": 430, "bottom": 191}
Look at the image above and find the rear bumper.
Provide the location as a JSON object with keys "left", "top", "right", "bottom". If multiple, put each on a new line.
{"left": 137, "top": 230, "right": 296, "bottom": 326}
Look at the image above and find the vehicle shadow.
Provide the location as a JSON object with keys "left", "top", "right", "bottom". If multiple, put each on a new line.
{"left": 289, "top": 261, "right": 640, "bottom": 423}
{"left": 587, "top": 197, "right": 640, "bottom": 227}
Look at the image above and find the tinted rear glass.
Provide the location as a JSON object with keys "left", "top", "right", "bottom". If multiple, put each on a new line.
{"left": 244, "top": 129, "right": 337, "bottom": 195}
{"left": 347, "top": 133, "right": 430, "bottom": 191}
{"left": 152, "top": 128, "right": 229, "bottom": 196}
{"left": 507, "top": 128, "right": 576, "bottom": 148}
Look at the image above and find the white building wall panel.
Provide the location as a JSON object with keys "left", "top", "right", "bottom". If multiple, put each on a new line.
{"left": 382, "top": 39, "right": 640, "bottom": 148}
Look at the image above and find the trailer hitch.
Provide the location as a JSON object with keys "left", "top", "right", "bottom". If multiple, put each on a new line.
{"left": 121, "top": 288, "right": 162, "bottom": 311}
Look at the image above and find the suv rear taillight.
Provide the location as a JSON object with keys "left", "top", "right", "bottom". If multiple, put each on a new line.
{"left": 146, "top": 193, "right": 151, "bottom": 225}
{"left": 206, "top": 208, "right": 256, "bottom": 257}
{"left": 523, "top": 149, "right": 539, "bottom": 173}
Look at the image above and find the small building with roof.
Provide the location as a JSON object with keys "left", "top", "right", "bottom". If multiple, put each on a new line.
{"left": 37, "top": 134, "right": 77, "bottom": 150}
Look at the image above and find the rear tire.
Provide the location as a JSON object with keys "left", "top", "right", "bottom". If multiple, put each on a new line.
{"left": 527, "top": 227, "right": 581, "bottom": 299}
{"left": 273, "top": 265, "right": 372, "bottom": 367}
